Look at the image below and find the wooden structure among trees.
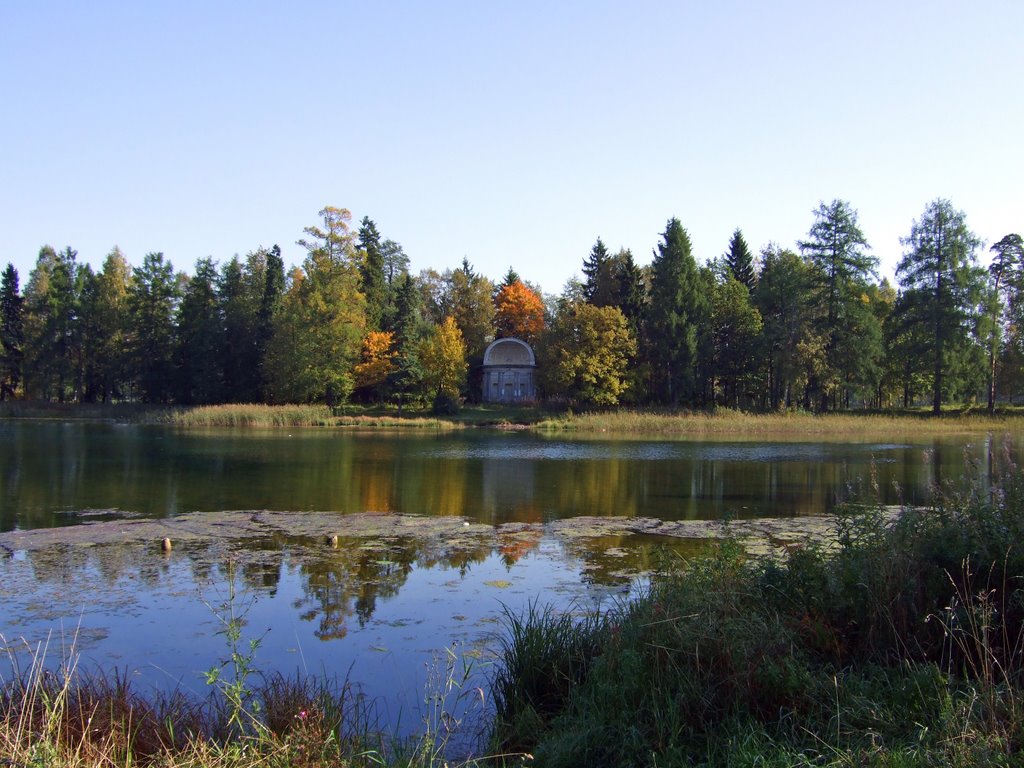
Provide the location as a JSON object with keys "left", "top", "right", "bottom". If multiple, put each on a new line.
{"left": 481, "top": 338, "right": 536, "bottom": 403}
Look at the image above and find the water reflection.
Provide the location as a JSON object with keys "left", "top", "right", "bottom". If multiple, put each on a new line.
{"left": 0, "top": 518, "right": 690, "bottom": 725}
{"left": 1, "top": 424, "right": 1020, "bottom": 532}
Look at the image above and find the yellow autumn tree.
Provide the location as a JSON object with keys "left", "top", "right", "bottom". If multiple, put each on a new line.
{"left": 538, "top": 301, "right": 636, "bottom": 406}
{"left": 494, "top": 279, "right": 545, "bottom": 344}
{"left": 418, "top": 316, "right": 467, "bottom": 400}
{"left": 354, "top": 330, "right": 397, "bottom": 395}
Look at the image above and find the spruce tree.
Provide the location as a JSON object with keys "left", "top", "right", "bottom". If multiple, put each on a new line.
{"left": 645, "top": 218, "right": 709, "bottom": 404}
{"left": 358, "top": 216, "right": 387, "bottom": 331}
{"left": 614, "top": 248, "right": 646, "bottom": 334}
{"left": 724, "top": 228, "right": 756, "bottom": 290}
{"left": 176, "top": 258, "right": 224, "bottom": 404}
{"left": 0, "top": 264, "right": 24, "bottom": 400}
{"left": 257, "top": 244, "right": 285, "bottom": 395}
{"left": 582, "top": 238, "right": 618, "bottom": 307}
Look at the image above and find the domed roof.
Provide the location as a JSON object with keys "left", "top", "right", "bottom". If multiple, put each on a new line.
{"left": 482, "top": 337, "right": 535, "bottom": 366}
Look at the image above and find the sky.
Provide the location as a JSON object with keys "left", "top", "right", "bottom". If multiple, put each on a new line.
{"left": 2, "top": 1, "right": 1022, "bottom": 296}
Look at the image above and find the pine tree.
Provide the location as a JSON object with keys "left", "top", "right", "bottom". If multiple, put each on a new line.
{"left": 0, "top": 264, "right": 24, "bottom": 400}
{"left": 988, "top": 234, "right": 1024, "bottom": 411}
{"left": 723, "top": 228, "right": 756, "bottom": 290}
{"left": 128, "top": 252, "right": 179, "bottom": 403}
{"left": 90, "top": 248, "right": 132, "bottom": 402}
{"left": 895, "top": 199, "right": 984, "bottom": 414}
{"left": 21, "top": 246, "right": 81, "bottom": 401}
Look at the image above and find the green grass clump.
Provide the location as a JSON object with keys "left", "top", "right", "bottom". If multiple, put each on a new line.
{"left": 490, "top": 455, "right": 1024, "bottom": 766}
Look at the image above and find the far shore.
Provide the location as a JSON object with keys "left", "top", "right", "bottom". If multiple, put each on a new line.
{"left": 4, "top": 400, "right": 1024, "bottom": 436}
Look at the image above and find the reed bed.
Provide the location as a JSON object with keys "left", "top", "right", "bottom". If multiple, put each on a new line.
{"left": 152, "top": 404, "right": 461, "bottom": 429}
{"left": 535, "top": 407, "right": 1024, "bottom": 437}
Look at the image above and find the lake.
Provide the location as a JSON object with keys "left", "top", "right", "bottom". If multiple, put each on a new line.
{"left": 0, "top": 421, "right": 1015, "bottom": 739}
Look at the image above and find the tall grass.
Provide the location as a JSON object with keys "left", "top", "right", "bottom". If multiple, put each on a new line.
{"left": 0, "top": 641, "right": 507, "bottom": 768}
{"left": 535, "top": 407, "right": 1024, "bottom": 436}
{"left": 490, "top": 450, "right": 1024, "bottom": 765}
{"left": 151, "top": 404, "right": 462, "bottom": 429}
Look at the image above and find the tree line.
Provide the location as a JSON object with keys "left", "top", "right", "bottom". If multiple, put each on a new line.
{"left": 1, "top": 200, "right": 1021, "bottom": 414}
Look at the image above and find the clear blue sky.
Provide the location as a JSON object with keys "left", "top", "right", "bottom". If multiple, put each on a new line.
{"left": 2, "top": 1, "right": 1021, "bottom": 295}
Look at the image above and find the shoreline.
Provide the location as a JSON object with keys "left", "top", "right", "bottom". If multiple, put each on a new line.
{"left": 4, "top": 400, "right": 1024, "bottom": 435}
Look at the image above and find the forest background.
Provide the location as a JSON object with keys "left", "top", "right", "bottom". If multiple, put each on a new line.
{"left": 0, "top": 200, "right": 1021, "bottom": 416}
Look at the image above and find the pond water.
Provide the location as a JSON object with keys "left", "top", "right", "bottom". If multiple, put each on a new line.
{"left": 0, "top": 422, "right": 1017, "bottom": 744}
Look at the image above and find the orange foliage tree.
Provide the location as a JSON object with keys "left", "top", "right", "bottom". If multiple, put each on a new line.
{"left": 354, "top": 330, "right": 396, "bottom": 393}
{"left": 493, "top": 280, "right": 544, "bottom": 344}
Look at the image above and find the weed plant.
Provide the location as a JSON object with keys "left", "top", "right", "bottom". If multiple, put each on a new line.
{"left": 490, "top": 446, "right": 1024, "bottom": 766}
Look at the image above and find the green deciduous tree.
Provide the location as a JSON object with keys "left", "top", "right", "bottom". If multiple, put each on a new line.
{"left": 753, "top": 246, "right": 820, "bottom": 410}
{"left": 441, "top": 259, "right": 494, "bottom": 364}
{"left": 264, "top": 209, "right": 366, "bottom": 404}
{"left": 895, "top": 199, "right": 984, "bottom": 414}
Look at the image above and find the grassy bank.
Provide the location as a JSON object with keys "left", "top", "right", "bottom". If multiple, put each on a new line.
{"left": 490, "top": 458, "right": 1024, "bottom": 765}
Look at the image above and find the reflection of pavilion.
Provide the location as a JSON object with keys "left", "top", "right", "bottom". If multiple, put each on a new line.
{"left": 481, "top": 338, "right": 537, "bottom": 403}
{"left": 481, "top": 451, "right": 538, "bottom": 523}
